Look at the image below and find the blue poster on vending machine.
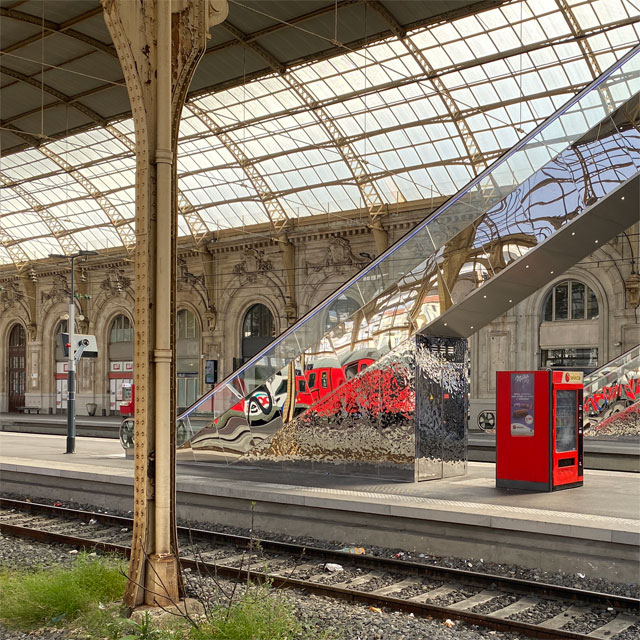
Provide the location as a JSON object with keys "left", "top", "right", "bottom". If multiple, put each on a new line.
{"left": 510, "top": 373, "right": 535, "bottom": 437}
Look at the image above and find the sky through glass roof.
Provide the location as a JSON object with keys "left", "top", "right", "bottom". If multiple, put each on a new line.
{"left": 1, "top": 0, "right": 639, "bottom": 267}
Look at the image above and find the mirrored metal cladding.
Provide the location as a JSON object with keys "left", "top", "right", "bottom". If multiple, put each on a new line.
{"left": 415, "top": 336, "right": 469, "bottom": 481}
{"left": 178, "top": 45, "right": 640, "bottom": 480}
{"left": 184, "top": 335, "right": 468, "bottom": 481}
{"left": 243, "top": 340, "right": 418, "bottom": 480}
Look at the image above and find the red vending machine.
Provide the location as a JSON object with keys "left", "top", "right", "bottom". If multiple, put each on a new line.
{"left": 496, "top": 370, "right": 583, "bottom": 491}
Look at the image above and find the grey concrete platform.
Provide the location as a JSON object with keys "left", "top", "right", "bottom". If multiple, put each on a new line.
{"left": 0, "top": 413, "right": 121, "bottom": 439}
{"left": 3, "top": 414, "right": 636, "bottom": 471}
{"left": 1, "top": 432, "right": 638, "bottom": 584}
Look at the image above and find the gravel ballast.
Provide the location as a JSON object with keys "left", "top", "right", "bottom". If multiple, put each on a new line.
{"left": 0, "top": 534, "right": 531, "bottom": 640}
{"left": 1, "top": 492, "right": 638, "bottom": 640}
{"left": 4, "top": 491, "right": 635, "bottom": 598}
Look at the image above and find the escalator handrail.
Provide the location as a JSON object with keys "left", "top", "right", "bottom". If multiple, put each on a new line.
{"left": 584, "top": 343, "right": 639, "bottom": 383}
{"left": 584, "top": 345, "right": 640, "bottom": 394}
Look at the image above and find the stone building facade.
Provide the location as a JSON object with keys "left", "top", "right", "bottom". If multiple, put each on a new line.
{"left": 469, "top": 227, "right": 640, "bottom": 428}
{"left": 1, "top": 206, "right": 637, "bottom": 418}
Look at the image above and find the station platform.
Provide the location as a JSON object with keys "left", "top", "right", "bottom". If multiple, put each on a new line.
{"left": 1, "top": 432, "right": 638, "bottom": 584}
{"left": 0, "top": 412, "right": 121, "bottom": 439}
{"left": 2, "top": 413, "right": 638, "bottom": 472}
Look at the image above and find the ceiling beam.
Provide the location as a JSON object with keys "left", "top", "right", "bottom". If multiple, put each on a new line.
{"left": 0, "top": 224, "right": 32, "bottom": 272}
{"left": 214, "top": 21, "right": 385, "bottom": 225}
{"left": 2, "top": 5, "right": 638, "bottom": 158}
{"left": 34, "top": 145, "right": 137, "bottom": 253}
{"left": 0, "top": 7, "right": 117, "bottom": 57}
{"left": 187, "top": 102, "right": 291, "bottom": 235}
{"left": 222, "top": 20, "right": 286, "bottom": 73}
{"left": 0, "top": 172, "right": 82, "bottom": 256}
{"left": 0, "top": 67, "right": 108, "bottom": 126}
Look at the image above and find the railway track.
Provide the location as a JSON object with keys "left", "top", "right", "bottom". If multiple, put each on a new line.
{"left": 1, "top": 498, "right": 638, "bottom": 640}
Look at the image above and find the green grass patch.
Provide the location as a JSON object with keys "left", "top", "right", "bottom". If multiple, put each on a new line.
{"left": 188, "top": 585, "right": 333, "bottom": 640}
{"left": 0, "top": 552, "right": 127, "bottom": 630}
{"left": 0, "top": 555, "right": 339, "bottom": 640}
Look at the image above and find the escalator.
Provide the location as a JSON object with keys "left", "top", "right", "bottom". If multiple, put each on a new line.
{"left": 583, "top": 345, "right": 640, "bottom": 431}
{"left": 176, "top": 43, "right": 640, "bottom": 476}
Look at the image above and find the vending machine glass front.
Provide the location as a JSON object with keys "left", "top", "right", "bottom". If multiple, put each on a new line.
{"left": 555, "top": 390, "right": 577, "bottom": 453}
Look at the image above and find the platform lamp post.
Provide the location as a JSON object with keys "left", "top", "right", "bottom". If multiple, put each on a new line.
{"left": 49, "top": 250, "right": 98, "bottom": 453}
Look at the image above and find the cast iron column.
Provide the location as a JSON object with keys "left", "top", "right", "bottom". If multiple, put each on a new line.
{"left": 101, "top": 0, "right": 228, "bottom": 608}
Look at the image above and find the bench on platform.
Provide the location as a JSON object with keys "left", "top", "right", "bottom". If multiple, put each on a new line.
{"left": 17, "top": 407, "right": 40, "bottom": 414}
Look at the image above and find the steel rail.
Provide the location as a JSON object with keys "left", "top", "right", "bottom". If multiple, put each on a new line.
{"left": 2, "top": 497, "right": 638, "bottom": 610}
{"left": 2, "top": 499, "right": 638, "bottom": 634}
{"left": 0, "top": 498, "right": 632, "bottom": 607}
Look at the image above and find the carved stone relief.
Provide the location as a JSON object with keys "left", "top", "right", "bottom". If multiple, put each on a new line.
{"left": 177, "top": 257, "right": 204, "bottom": 291}
{"left": 42, "top": 274, "right": 69, "bottom": 304}
{"left": 233, "top": 247, "right": 273, "bottom": 284}
{"left": 0, "top": 281, "right": 23, "bottom": 310}
{"left": 626, "top": 274, "right": 640, "bottom": 308}
{"left": 178, "top": 257, "right": 216, "bottom": 329}
{"left": 306, "top": 235, "right": 365, "bottom": 275}
{"left": 27, "top": 323, "right": 37, "bottom": 342}
{"left": 100, "top": 269, "right": 132, "bottom": 298}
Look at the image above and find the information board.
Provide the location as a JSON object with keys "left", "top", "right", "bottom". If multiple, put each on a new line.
{"left": 205, "top": 359, "right": 218, "bottom": 385}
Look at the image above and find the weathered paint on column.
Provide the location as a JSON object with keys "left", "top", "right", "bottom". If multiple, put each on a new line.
{"left": 100, "top": 0, "right": 228, "bottom": 607}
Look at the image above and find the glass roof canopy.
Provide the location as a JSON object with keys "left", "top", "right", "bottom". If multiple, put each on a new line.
{"left": 1, "top": 0, "right": 639, "bottom": 268}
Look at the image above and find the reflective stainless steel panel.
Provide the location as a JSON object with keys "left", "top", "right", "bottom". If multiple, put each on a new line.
{"left": 415, "top": 336, "right": 469, "bottom": 481}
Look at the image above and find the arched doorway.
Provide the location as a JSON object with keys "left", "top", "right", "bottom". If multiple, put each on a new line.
{"left": 108, "top": 314, "right": 134, "bottom": 413}
{"left": 8, "top": 324, "right": 26, "bottom": 412}
{"left": 177, "top": 308, "right": 200, "bottom": 411}
{"left": 241, "top": 303, "right": 274, "bottom": 364}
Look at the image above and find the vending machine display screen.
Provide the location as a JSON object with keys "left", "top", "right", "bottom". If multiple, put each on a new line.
{"left": 555, "top": 390, "right": 577, "bottom": 453}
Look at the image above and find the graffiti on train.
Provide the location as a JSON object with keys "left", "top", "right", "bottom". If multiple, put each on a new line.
{"left": 583, "top": 375, "right": 640, "bottom": 427}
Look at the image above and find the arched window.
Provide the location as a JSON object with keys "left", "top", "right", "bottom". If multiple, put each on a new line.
{"left": 540, "top": 280, "right": 600, "bottom": 372}
{"left": 54, "top": 320, "right": 68, "bottom": 362}
{"left": 108, "top": 315, "right": 134, "bottom": 413}
{"left": 9, "top": 323, "right": 26, "bottom": 347}
{"left": 242, "top": 304, "right": 274, "bottom": 362}
{"left": 177, "top": 309, "right": 200, "bottom": 410}
{"left": 109, "top": 315, "right": 133, "bottom": 343}
{"left": 178, "top": 308, "right": 198, "bottom": 340}
{"left": 8, "top": 324, "right": 26, "bottom": 412}
{"left": 54, "top": 320, "right": 68, "bottom": 412}
{"left": 542, "top": 280, "right": 599, "bottom": 322}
